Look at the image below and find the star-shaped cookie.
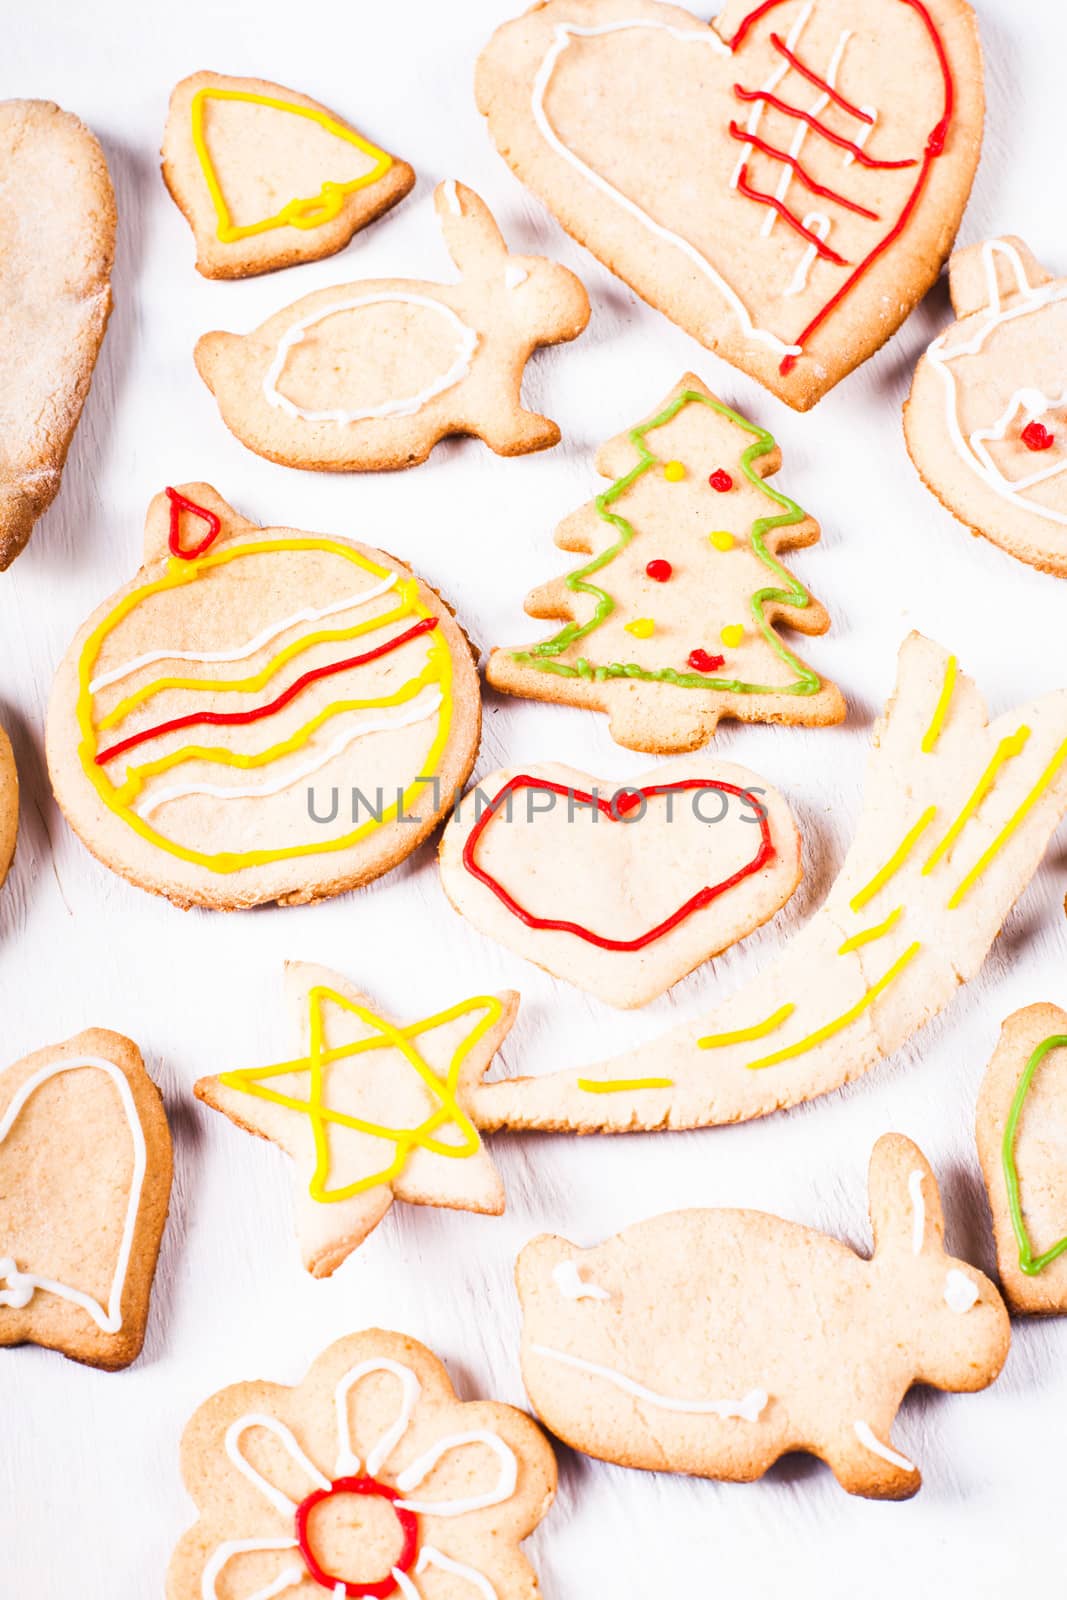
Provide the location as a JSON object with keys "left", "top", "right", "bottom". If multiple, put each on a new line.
{"left": 195, "top": 963, "right": 517, "bottom": 1276}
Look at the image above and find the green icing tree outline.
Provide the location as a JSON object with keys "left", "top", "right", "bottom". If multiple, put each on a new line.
{"left": 512, "top": 389, "right": 823, "bottom": 695}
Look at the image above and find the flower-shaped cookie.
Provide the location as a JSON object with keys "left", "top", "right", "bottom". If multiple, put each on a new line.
{"left": 168, "top": 1330, "right": 556, "bottom": 1600}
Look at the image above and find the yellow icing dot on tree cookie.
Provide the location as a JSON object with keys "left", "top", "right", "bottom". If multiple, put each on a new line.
{"left": 625, "top": 618, "right": 655, "bottom": 639}
{"left": 709, "top": 530, "right": 736, "bottom": 551}
{"left": 720, "top": 624, "right": 745, "bottom": 648}
{"left": 663, "top": 460, "right": 686, "bottom": 482}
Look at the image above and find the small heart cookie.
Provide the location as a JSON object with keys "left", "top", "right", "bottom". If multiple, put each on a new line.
{"left": 476, "top": 0, "right": 984, "bottom": 409}
{"left": 439, "top": 758, "right": 801, "bottom": 1007}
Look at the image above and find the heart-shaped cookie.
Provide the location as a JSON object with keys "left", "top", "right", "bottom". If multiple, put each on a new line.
{"left": 0, "top": 1029, "right": 172, "bottom": 1369}
{"left": 476, "top": 0, "right": 984, "bottom": 409}
{"left": 977, "top": 1004, "right": 1067, "bottom": 1315}
{"left": 439, "top": 758, "right": 800, "bottom": 1007}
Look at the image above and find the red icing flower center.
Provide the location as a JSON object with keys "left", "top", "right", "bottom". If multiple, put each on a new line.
{"left": 1021, "top": 420, "right": 1054, "bottom": 452}
{"left": 709, "top": 469, "right": 734, "bottom": 492}
{"left": 688, "top": 649, "right": 726, "bottom": 674}
{"left": 295, "top": 1476, "right": 418, "bottom": 1599}
{"left": 645, "top": 559, "right": 673, "bottom": 582}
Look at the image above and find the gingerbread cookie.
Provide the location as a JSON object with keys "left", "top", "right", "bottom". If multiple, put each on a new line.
{"left": 0, "top": 725, "right": 17, "bottom": 892}
{"left": 906, "top": 237, "right": 1067, "bottom": 577}
{"left": 487, "top": 374, "right": 844, "bottom": 751}
{"left": 0, "top": 1028, "right": 172, "bottom": 1370}
{"left": 45, "top": 485, "right": 480, "bottom": 911}
{"left": 194, "top": 181, "right": 590, "bottom": 471}
{"left": 162, "top": 71, "right": 414, "bottom": 280}
{"left": 475, "top": 0, "right": 984, "bottom": 411}
{"left": 472, "top": 635, "right": 1067, "bottom": 1133}
{"left": 517, "top": 1134, "right": 1008, "bottom": 1499}
{"left": 195, "top": 964, "right": 517, "bottom": 1276}
{"left": 168, "top": 1328, "right": 556, "bottom": 1600}
{"left": 439, "top": 758, "right": 801, "bottom": 1007}
{"left": 977, "top": 1004, "right": 1067, "bottom": 1315}
{"left": 0, "top": 100, "right": 115, "bottom": 568}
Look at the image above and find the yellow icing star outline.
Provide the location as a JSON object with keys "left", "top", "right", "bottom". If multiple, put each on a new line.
{"left": 191, "top": 88, "right": 394, "bottom": 244}
{"left": 218, "top": 987, "right": 504, "bottom": 1203}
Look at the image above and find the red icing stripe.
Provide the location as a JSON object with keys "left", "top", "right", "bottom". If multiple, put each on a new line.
{"left": 736, "top": 165, "right": 850, "bottom": 264}
{"left": 728, "top": 122, "right": 879, "bottom": 219}
{"left": 732, "top": 87, "right": 917, "bottom": 170}
{"left": 95, "top": 616, "right": 438, "bottom": 766}
{"left": 461, "top": 775, "right": 775, "bottom": 952}
{"left": 769, "top": 32, "right": 874, "bottom": 122}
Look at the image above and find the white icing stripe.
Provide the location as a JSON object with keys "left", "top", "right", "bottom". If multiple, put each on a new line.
{"left": 134, "top": 685, "right": 444, "bottom": 819}
{"left": 416, "top": 1547, "right": 498, "bottom": 1600}
{"left": 927, "top": 238, "right": 1067, "bottom": 527}
{"left": 224, "top": 1414, "right": 330, "bottom": 1516}
{"left": 88, "top": 575, "right": 398, "bottom": 694}
{"left": 530, "top": 1344, "right": 768, "bottom": 1420}
{"left": 0, "top": 1056, "right": 147, "bottom": 1333}
{"left": 908, "top": 1168, "right": 925, "bottom": 1254}
{"left": 552, "top": 1259, "right": 610, "bottom": 1300}
{"left": 531, "top": 19, "right": 800, "bottom": 358}
{"left": 842, "top": 105, "right": 877, "bottom": 165}
{"left": 729, "top": 0, "right": 814, "bottom": 188}
{"left": 853, "top": 1419, "right": 917, "bottom": 1473}
{"left": 333, "top": 1356, "right": 422, "bottom": 1477}
{"left": 442, "top": 177, "right": 462, "bottom": 215}
{"left": 395, "top": 1429, "right": 518, "bottom": 1516}
{"left": 760, "top": 29, "right": 853, "bottom": 241}
{"left": 944, "top": 1268, "right": 980, "bottom": 1314}
{"left": 263, "top": 295, "right": 479, "bottom": 424}
{"left": 784, "top": 213, "right": 830, "bottom": 297}
{"left": 200, "top": 1539, "right": 301, "bottom": 1600}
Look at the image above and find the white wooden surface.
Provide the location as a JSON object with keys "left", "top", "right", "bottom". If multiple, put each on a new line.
{"left": 3, "top": 0, "right": 1066, "bottom": 1591}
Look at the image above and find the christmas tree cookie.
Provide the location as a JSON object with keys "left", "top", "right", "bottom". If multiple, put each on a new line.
{"left": 487, "top": 374, "right": 844, "bottom": 752}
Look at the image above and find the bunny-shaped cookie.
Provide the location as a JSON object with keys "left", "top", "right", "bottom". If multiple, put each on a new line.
{"left": 516, "top": 1135, "right": 1009, "bottom": 1499}
{"left": 195, "top": 180, "right": 590, "bottom": 471}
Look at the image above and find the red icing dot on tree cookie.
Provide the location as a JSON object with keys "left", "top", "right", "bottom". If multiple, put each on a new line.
{"left": 645, "top": 559, "right": 673, "bottom": 582}
{"left": 709, "top": 469, "right": 733, "bottom": 492}
{"left": 1021, "top": 421, "right": 1054, "bottom": 452}
{"left": 688, "top": 649, "right": 725, "bottom": 674}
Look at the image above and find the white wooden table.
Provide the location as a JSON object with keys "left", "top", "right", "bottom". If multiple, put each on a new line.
{"left": 3, "top": 0, "right": 1066, "bottom": 1591}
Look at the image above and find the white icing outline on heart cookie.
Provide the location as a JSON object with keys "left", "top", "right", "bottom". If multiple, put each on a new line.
{"left": 0, "top": 1056, "right": 147, "bottom": 1332}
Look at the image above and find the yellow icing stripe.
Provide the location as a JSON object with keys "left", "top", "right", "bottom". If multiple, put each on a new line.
{"left": 921, "top": 654, "right": 958, "bottom": 753}
{"left": 837, "top": 905, "right": 904, "bottom": 955}
{"left": 98, "top": 580, "right": 419, "bottom": 731}
{"left": 191, "top": 88, "right": 393, "bottom": 245}
{"left": 849, "top": 807, "right": 936, "bottom": 913}
{"left": 923, "top": 726, "right": 1031, "bottom": 877}
{"left": 747, "top": 943, "right": 921, "bottom": 1071}
{"left": 947, "top": 736, "right": 1067, "bottom": 910}
{"left": 220, "top": 990, "right": 501, "bottom": 1203}
{"left": 577, "top": 1076, "right": 674, "bottom": 1093}
{"left": 698, "top": 1004, "right": 795, "bottom": 1050}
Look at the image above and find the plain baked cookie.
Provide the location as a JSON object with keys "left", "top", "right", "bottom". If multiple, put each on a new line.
{"left": 0, "top": 99, "right": 115, "bottom": 568}
{"left": 162, "top": 71, "right": 415, "bottom": 280}
{"left": 439, "top": 757, "right": 801, "bottom": 1007}
{"left": 475, "top": 0, "right": 984, "bottom": 410}
{"left": 0, "top": 1028, "right": 172, "bottom": 1370}
{"left": 0, "top": 725, "right": 17, "bottom": 891}
{"left": 517, "top": 1134, "right": 1008, "bottom": 1499}
{"left": 487, "top": 373, "right": 845, "bottom": 751}
{"left": 905, "top": 237, "right": 1067, "bottom": 577}
{"left": 167, "top": 1328, "right": 556, "bottom": 1600}
{"left": 472, "top": 635, "right": 1067, "bottom": 1134}
{"left": 195, "top": 963, "right": 517, "bottom": 1276}
{"left": 45, "top": 484, "right": 481, "bottom": 910}
{"left": 976, "top": 1003, "right": 1067, "bottom": 1315}
{"left": 195, "top": 180, "right": 590, "bottom": 470}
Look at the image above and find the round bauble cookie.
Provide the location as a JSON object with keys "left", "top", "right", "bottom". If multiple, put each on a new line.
{"left": 46, "top": 484, "right": 480, "bottom": 909}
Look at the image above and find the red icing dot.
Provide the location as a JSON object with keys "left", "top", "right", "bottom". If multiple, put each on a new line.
{"left": 709, "top": 469, "right": 734, "bottom": 492}
{"left": 645, "top": 559, "right": 673, "bottom": 582}
{"left": 1021, "top": 421, "right": 1055, "bottom": 452}
{"left": 614, "top": 791, "right": 643, "bottom": 817}
{"left": 688, "top": 649, "right": 726, "bottom": 674}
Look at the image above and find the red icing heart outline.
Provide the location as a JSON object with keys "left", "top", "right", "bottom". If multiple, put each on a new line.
{"left": 461, "top": 775, "right": 775, "bottom": 952}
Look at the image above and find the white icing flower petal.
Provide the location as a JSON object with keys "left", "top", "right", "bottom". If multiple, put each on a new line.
{"left": 395, "top": 1430, "right": 518, "bottom": 1517}
{"left": 224, "top": 1415, "right": 330, "bottom": 1517}
{"left": 333, "top": 1357, "right": 422, "bottom": 1478}
{"left": 199, "top": 1536, "right": 302, "bottom": 1600}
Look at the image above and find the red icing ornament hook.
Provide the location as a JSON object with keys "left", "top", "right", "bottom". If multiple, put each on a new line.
{"left": 166, "top": 487, "right": 221, "bottom": 559}
{"left": 1021, "top": 421, "right": 1054, "bottom": 452}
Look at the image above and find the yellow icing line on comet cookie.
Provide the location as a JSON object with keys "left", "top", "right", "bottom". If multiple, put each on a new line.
{"left": 947, "top": 736, "right": 1067, "bottom": 909}
{"left": 190, "top": 87, "right": 393, "bottom": 245}
{"left": 921, "top": 654, "right": 957, "bottom": 752}
{"left": 76, "top": 538, "right": 453, "bottom": 874}
{"left": 849, "top": 807, "right": 936, "bottom": 913}
{"left": 922, "top": 726, "right": 1031, "bottom": 876}
{"left": 698, "top": 1004, "right": 795, "bottom": 1049}
{"left": 746, "top": 943, "right": 921, "bottom": 1070}
{"left": 577, "top": 1076, "right": 674, "bottom": 1093}
{"left": 837, "top": 905, "right": 904, "bottom": 954}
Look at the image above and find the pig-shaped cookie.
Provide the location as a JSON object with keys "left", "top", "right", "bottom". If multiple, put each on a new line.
{"left": 516, "top": 1134, "right": 1009, "bottom": 1499}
